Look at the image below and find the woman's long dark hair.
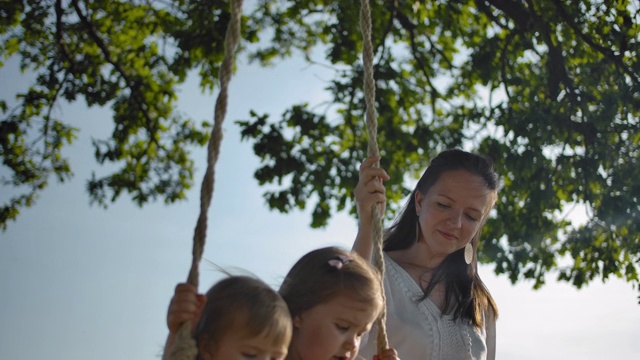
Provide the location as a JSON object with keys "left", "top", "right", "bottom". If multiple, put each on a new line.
{"left": 384, "top": 149, "right": 499, "bottom": 327}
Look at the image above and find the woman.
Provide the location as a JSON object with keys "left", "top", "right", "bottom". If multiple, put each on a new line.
{"left": 353, "top": 149, "right": 499, "bottom": 360}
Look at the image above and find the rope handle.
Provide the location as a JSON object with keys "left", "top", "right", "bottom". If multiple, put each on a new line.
{"left": 165, "top": 2, "right": 383, "bottom": 358}
{"left": 167, "top": 1, "right": 244, "bottom": 359}
{"left": 360, "top": 0, "right": 389, "bottom": 354}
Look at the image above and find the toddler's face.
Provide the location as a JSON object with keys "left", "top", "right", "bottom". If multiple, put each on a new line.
{"left": 290, "top": 295, "right": 380, "bottom": 360}
{"left": 200, "top": 328, "right": 288, "bottom": 360}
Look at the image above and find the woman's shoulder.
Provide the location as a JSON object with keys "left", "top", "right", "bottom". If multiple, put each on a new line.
{"left": 385, "top": 249, "right": 402, "bottom": 264}
{"left": 385, "top": 248, "right": 417, "bottom": 265}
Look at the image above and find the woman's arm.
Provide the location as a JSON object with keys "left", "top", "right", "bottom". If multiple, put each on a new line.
{"left": 352, "top": 156, "right": 389, "bottom": 261}
{"left": 485, "top": 308, "right": 497, "bottom": 360}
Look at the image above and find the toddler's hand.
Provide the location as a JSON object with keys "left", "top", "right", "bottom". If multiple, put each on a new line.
{"left": 166, "top": 283, "right": 206, "bottom": 334}
{"left": 373, "top": 348, "right": 399, "bottom": 360}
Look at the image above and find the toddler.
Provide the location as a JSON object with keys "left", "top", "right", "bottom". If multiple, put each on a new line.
{"left": 163, "top": 275, "right": 292, "bottom": 360}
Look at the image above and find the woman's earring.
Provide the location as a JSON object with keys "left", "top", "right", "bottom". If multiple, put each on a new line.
{"left": 464, "top": 242, "right": 473, "bottom": 264}
{"left": 415, "top": 218, "right": 421, "bottom": 243}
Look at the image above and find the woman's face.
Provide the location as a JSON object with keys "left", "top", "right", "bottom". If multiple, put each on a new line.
{"left": 415, "top": 169, "right": 494, "bottom": 261}
{"left": 289, "top": 295, "right": 379, "bottom": 360}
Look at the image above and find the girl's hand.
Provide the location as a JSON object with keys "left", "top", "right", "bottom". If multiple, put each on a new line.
{"left": 166, "top": 283, "right": 206, "bottom": 335}
{"left": 373, "top": 348, "right": 400, "bottom": 360}
{"left": 354, "top": 156, "right": 389, "bottom": 222}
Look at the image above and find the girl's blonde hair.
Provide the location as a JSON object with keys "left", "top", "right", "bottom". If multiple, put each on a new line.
{"left": 194, "top": 276, "right": 292, "bottom": 356}
{"left": 279, "top": 246, "right": 383, "bottom": 319}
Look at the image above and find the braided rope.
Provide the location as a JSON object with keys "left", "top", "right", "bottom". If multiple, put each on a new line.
{"left": 167, "top": 1, "right": 243, "bottom": 359}
{"left": 359, "top": 0, "right": 388, "bottom": 354}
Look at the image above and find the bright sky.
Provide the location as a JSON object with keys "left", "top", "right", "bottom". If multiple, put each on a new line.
{"left": 1, "top": 44, "right": 639, "bottom": 360}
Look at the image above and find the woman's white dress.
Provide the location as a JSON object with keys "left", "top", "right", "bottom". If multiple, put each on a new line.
{"left": 358, "top": 254, "right": 496, "bottom": 360}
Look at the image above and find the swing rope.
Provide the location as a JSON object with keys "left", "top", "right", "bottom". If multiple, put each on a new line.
{"left": 359, "top": 0, "right": 389, "bottom": 354}
{"left": 167, "top": 0, "right": 244, "bottom": 359}
{"left": 166, "top": 1, "right": 384, "bottom": 357}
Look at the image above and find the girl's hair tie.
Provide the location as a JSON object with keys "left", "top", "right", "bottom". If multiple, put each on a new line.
{"left": 327, "top": 255, "right": 353, "bottom": 269}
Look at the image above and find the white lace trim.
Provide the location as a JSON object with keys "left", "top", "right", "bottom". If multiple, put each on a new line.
{"left": 384, "top": 253, "right": 479, "bottom": 360}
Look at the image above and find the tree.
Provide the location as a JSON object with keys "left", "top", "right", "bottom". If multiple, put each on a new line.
{"left": 0, "top": 0, "right": 240, "bottom": 227}
{"left": 1, "top": 1, "right": 639, "bottom": 299}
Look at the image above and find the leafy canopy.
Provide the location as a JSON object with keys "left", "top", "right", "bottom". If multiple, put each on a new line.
{"left": 1, "top": 0, "right": 639, "bottom": 299}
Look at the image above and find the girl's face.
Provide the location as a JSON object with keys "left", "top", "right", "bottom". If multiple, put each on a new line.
{"left": 415, "top": 169, "right": 494, "bottom": 262}
{"left": 290, "top": 295, "right": 379, "bottom": 360}
{"left": 200, "top": 326, "right": 289, "bottom": 360}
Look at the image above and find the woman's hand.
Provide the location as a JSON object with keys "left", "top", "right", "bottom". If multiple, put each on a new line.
{"left": 354, "top": 156, "right": 389, "bottom": 224}
{"left": 352, "top": 156, "right": 390, "bottom": 260}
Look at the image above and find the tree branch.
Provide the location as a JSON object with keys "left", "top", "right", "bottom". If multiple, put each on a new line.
{"left": 524, "top": 0, "right": 577, "bottom": 103}
{"left": 394, "top": 9, "right": 442, "bottom": 107}
{"left": 377, "top": 0, "right": 398, "bottom": 60}
{"left": 55, "top": 0, "right": 75, "bottom": 72}
{"left": 482, "top": 0, "right": 533, "bottom": 30}
{"left": 71, "top": 0, "right": 157, "bottom": 136}
{"left": 71, "top": 0, "right": 160, "bottom": 163}
{"left": 475, "top": 0, "right": 509, "bottom": 30}
{"left": 551, "top": 0, "right": 640, "bottom": 86}
{"left": 499, "top": 31, "right": 516, "bottom": 104}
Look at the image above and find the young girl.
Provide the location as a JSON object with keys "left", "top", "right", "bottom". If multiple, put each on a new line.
{"left": 163, "top": 275, "right": 292, "bottom": 360}
{"left": 164, "top": 247, "right": 398, "bottom": 360}
{"left": 279, "top": 246, "right": 397, "bottom": 360}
